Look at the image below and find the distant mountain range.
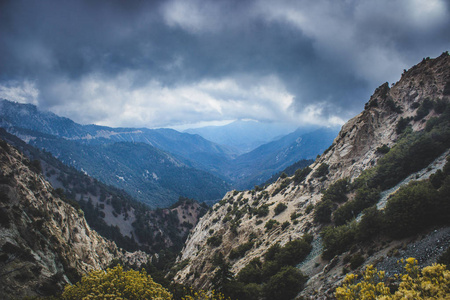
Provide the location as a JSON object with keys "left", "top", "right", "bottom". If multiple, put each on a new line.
{"left": 0, "top": 99, "right": 338, "bottom": 205}
{"left": 185, "top": 120, "right": 301, "bottom": 154}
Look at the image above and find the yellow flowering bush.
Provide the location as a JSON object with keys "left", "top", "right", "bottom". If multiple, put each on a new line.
{"left": 335, "top": 258, "right": 450, "bottom": 300}
{"left": 62, "top": 265, "right": 173, "bottom": 300}
{"left": 181, "top": 288, "right": 229, "bottom": 300}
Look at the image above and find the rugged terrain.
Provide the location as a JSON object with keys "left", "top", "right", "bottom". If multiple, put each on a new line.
{"left": 0, "top": 100, "right": 336, "bottom": 198}
{"left": 174, "top": 53, "right": 450, "bottom": 298}
{"left": 0, "top": 140, "right": 149, "bottom": 298}
{"left": 0, "top": 129, "right": 208, "bottom": 254}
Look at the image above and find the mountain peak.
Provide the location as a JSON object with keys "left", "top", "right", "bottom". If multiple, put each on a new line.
{"left": 173, "top": 53, "right": 450, "bottom": 298}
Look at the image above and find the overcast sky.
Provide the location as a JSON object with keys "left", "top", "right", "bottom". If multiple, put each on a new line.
{"left": 1, "top": 0, "right": 449, "bottom": 129}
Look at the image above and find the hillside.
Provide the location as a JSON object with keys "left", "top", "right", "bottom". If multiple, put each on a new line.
{"left": 185, "top": 120, "right": 300, "bottom": 154}
{"left": 0, "top": 139, "right": 142, "bottom": 299}
{"left": 1, "top": 125, "right": 231, "bottom": 207}
{"left": 174, "top": 53, "right": 450, "bottom": 299}
{"left": 0, "top": 100, "right": 336, "bottom": 194}
{"left": 0, "top": 129, "right": 208, "bottom": 254}
{"left": 227, "top": 127, "right": 339, "bottom": 189}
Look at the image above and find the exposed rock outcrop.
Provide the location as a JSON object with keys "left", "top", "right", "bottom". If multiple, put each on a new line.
{"left": 174, "top": 53, "right": 450, "bottom": 298}
{"left": 0, "top": 140, "right": 145, "bottom": 299}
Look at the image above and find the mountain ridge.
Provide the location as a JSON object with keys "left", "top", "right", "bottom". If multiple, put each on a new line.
{"left": 0, "top": 99, "right": 337, "bottom": 199}
{"left": 0, "top": 139, "right": 146, "bottom": 298}
{"left": 173, "top": 52, "right": 450, "bottom": 298}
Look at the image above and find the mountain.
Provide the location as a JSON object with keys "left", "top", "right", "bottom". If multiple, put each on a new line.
{"left": 262, "top": 158, "right": 315, "bottom": 186}
{"left": 0, "top": 99, "right": 338, "bottom": 198}
{"left": 3, "top": 126, "right": 228, "bottom": 208}
{"left": 224, "top": 127, "right": 340, "bottom": 189}
{"left": 173, "top": 53, "right": 450, "bottom": 298}
{"left": 0, "top": 129, "right": 208, "bottom": 253}
{"left": 185, "top": 120, "right": 300, "bottom": 154}
{"left": 0, "top": 99, "right": 235, "bottom": 171}
{"left": 0, "top": 139, "right": 145, "bottom": 298}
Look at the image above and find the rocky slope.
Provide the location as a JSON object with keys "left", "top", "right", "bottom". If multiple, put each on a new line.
{"left": 0, "top": 140, "right": 149, "bottom": 299}
{"left": 174, "top": 53, "right": 450, "bottom": 297}
{"left": 0, "top": 129, "right": 208, "bottom": 255}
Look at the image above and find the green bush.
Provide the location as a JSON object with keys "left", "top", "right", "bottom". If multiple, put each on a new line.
{"left": 322, "top": 178, "right": 349, "bottom": 203}
{"left": 414, "top": 98, "right": 433, "bottom": 121}
{"left": 256, "top": 205, "right": 269, "bottom": 218}
{"left": 207, "top": 235, "right": 223, "bottom": 247}
{"left": 321, "top": 222, "right": 357, "bottom": 260}
{"left": 274, "top": 239, "right": 312, "bottom": 267}
{"left": 314, "top": 200, "right": 335, "bottom": 223}
{"left": 237, "top": 258, "right": 263, "bottom": 284}
{"left": 274, "top": 203, "right": 287, "bottom": 215}
{"left": 235, "top": 235, "right": 313, "bottom": 299}
{"left": 229, "top": 241, "right": 254, "bottom": 260}
{"left": 376, "top": 144, "right": 390, "bottom": 154}
{"left": 332, "top": 187, "right": 380, "bottom": 226}
{"left": 384, "top": 180, "right": 441, "bottom": 238}
{"left": 313, "top": 163, "right": 329, "bottom": 178}
{"left": 434, "top": 98, "right": 448, "bottom": 114}
{"left": 294, "top": 167, "right": 312, "bottom": 183}
{"left": 265, "top": 219, "right": 280, "bottom": 231}
{"left": 396, "top": 117, "right": 411, "bottom": 134}
{"left": 356, "top": 206, "right": 384, "bottom": 241}
{"left": 349, "top": 253, "right": 365, "bottom": 270}
{"left": 262, "top": 266, "right": 307, "bottom": 300}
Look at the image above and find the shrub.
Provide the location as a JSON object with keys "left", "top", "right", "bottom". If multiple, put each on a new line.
{"left": 274, "top": 203, "right": 287, "bottom": 215}
{"left": 207, "top": 235, "right": 223, "bottom": 247}
{"left": 281, "top": 221, "right": 290, "bottom": 230}
{"left": 356, "top": 206, "right": 384, "bottom": 241}
{"left": 322, "top": 178, "right": 349, "bottom": 203}
{"left": 321, "top": 222, "right": 357, "bottom": 260}
{"left": 62, "top": 265, "right": 172, "bottom": 299}
{"left": 262, "top": 266, "right": 307, "bottom": 300}
{"left": 349, "top": 253, "right": 365, "bottom": 270}
{"left": 385, "top": 98, "right": 402, "bottom": 113}
{"left": 229, "top": 241, "right": 254, "bottom": 260}
{"left": 332, "top": 187, "right": 380, "bottom": 226}
{"left": 237, "top": 258, "right": 263, "bottom": 284}
{"left": 376, "top": 144, "right": 390, "bottom": 154}
{"left": 434, "top": 98, "right": 447, "bottom": 114}
{"left": 274, "top": 238, "right": 312, "bottom": 267}
{"left": 294, "top": 167, "right": 312, "bottom": 183}
{"left": 384, "top": 180, "right": 440, "bottom": 238}
{"left": 256, "top": 205, "right": 269, "bottom": 218}
{"left": 314, "top": 200, "right": 335, "bottom": 223}
{"left": 265, "top": 219, "right": 279, "bottom": 231}
{"left": 313, "top": 163, "right": 329, "bottom": 178}
{"left": 396, "top": 117, "right": 411, "bottom": 134}
{"left": 335, "top": 258, "right": 450, "bottom": 299}
{"left": 290, "top": 212, "right": 299, "bottom": 220}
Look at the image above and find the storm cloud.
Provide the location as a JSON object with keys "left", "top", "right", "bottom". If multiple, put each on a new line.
{"left": 1, "top": 0, "right": 449, "bottom": 128}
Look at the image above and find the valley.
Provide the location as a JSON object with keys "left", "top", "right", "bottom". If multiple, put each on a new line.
{"left": 0, "top": 53, "right": 449, "bottom": 299}
{"left": 0, "top": 99, "right": 336, "bottom": 205}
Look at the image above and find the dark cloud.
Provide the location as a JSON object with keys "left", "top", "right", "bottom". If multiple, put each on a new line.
{"left": 1, "top": 0, "right": 449, "bottom": 128}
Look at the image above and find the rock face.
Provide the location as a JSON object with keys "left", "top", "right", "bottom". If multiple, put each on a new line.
{"left": 174, "top": 53, "right": 450, "bottom": 297}
{"left": 0, "top": 140, "right": 123, "bottom": 299}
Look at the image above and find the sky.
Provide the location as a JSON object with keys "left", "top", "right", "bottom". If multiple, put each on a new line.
{"left": 0, "top": 0, "right": 449, "bottom": 130}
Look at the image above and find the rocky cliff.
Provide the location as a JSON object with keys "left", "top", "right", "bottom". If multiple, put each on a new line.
{"left": 0, "top": 140, "right": 148, "bottom": 299}
{"left": 174, "top": 53, "right": 450, "bottom": 298}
